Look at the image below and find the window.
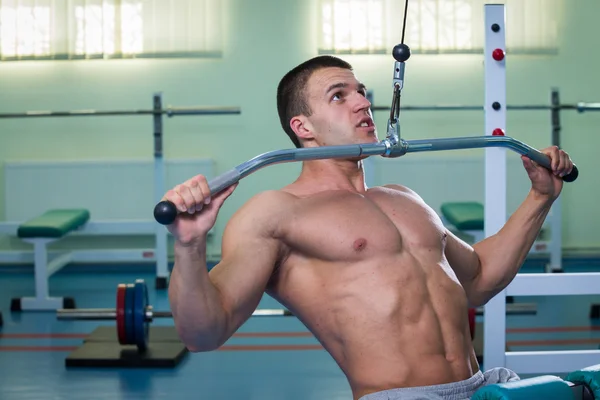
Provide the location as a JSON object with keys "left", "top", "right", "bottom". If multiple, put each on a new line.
{"left": 320, "top": 0, "right": 387, "bottom": 54}
{"left": 318, "top": 0, "right": 563, "bottom": 55}
{"left": 0, "top": 0, "right": 223, "bottom": 61}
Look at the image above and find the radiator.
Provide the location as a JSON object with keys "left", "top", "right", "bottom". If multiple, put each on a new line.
{"left": 4, "top": 158, "right": 214, "bottom": 221}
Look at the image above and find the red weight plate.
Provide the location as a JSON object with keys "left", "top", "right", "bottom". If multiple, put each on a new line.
{"left": 116, "top": 284, "right": 127, "bottom": 345}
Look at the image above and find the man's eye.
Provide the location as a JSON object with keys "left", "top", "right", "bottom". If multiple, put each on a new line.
{"left": 332, "top": 92, "right": 342, "bottom": 101}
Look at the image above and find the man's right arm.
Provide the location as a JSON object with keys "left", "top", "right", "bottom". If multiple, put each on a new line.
{"left": 168, "top": 190, "right": 286, "bottom": 352}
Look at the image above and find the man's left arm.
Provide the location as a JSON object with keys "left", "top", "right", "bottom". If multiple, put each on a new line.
{"left": 444, "top": 146, "right": 574, "bottom": 307}
{"left": 445, "top": 192, "right": 552, "bottom": 306}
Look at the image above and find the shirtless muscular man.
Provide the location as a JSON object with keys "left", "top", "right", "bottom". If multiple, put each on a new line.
{"left": 163, "top": 56, "right": 574, "bottom": 400}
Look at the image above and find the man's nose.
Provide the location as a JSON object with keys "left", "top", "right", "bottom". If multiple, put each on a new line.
{"left": 353, "top": 92, "right": 372, "bottom": 112}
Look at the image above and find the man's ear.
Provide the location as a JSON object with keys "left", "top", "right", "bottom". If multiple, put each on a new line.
{"left": 290, "top": 115, "right": 314, "bottom": 142}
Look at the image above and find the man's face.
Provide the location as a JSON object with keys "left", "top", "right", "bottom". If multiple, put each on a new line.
{"left": 301, "top": 67, "right": 378, "bottom": 147}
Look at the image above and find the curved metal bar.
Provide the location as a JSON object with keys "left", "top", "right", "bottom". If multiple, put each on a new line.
{"left": 401, "top": 136, "right": 559, "bottom": 173}
{"left": 371, "top": 103, "right": 596, "bottom": 112}
{"left": 153, "top": 135, "right": 578, "bottom": 225}
{"left": 206, "top": 142, "right": 390, "bottom": 195}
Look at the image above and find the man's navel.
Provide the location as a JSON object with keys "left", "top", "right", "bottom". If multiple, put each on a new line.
{"left": 353, "top": 238, "right": 367, "bottom": 251}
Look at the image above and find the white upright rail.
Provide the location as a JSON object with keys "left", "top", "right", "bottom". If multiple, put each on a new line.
{"left": 483, "top": 3, "right": 508, "bottom": 370}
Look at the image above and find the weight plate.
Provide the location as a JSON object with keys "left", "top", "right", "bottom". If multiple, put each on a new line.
{"left": 116, "top": 284, "right": 127, "bottom": 345}
{"left": 133, "top": 279, "right": 149, "bottom": 351}
{"left": 125, "top": 283, "right": 136, "bottom": 345}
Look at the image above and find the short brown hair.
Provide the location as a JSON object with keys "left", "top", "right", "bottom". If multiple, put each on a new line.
{"left": 277, "top": 56, "right": 353, "bottom": 148}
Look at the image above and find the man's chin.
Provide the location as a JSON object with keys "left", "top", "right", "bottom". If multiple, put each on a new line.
{"left": 361, "top": 134, "right": 380, "bottom": 144}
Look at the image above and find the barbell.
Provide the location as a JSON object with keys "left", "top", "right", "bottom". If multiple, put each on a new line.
{"left": 56, "top": 279, "right": 293, "bottom": 351}
{"left": 56, "top": 279, "right": 538, "bottom": 350}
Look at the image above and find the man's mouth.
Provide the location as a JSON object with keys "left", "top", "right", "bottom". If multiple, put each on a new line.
{"left": 357, "top": 118, "right": 374, "bottom": 128}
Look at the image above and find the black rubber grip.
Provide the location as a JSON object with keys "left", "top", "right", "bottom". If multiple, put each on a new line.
{"left": 562, "top": 165, "right": 578, "bottom": 183}
{"left": 154, "top": 200, "right": 178, "bottom": 225}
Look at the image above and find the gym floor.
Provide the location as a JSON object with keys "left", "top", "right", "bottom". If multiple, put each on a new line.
{"left": 0, "top": 257, "right": 599, "bottom": 400}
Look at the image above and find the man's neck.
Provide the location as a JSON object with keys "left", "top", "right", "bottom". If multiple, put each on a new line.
{"left": 295, "top": 158, "right": 368, "bottom": 193}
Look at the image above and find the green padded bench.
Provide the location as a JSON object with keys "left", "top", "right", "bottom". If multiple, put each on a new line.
{"left": 566, "top": 364, "right": 600, "bottom": 399}
{"left": 11, "top": 209, "right": 90, "bottom": 311}
{"left": 440, "top": 202, "right": 484, "bottom": 231}
{"left": 440, "top": 201, "right": 551, "bottom": 255}
{"left": 17, "top": 209, "right": 90, "bottom": 239}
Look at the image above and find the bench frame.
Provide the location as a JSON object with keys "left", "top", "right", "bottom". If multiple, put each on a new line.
{"left": 13, "top": 237, "right": 75, "bottom": 311}
{"left": 567, "top": 381, "right": 595, "bottom": 400}
{"left": 2, "top": 220, "right": 215, "bottom": 311}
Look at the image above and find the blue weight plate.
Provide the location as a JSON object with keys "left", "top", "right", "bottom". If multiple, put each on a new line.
{"left": 125, "top": 283, "right": 136, "bottom": 345}
{"left": 133, "top": 279, "right": 149, "bottom": 351}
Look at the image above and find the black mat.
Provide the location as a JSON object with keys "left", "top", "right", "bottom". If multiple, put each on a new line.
{"left": 65, "top": 326, "right": 188, "bottom": 368}
{"left": 84, "top": 325, "right": 182, "bottom": 343}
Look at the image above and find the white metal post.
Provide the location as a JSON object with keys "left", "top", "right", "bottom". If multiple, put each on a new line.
{"left": 33, "top": 240, "right": 49, "bottom": 301}
{"left": 483, "top": 3, "right": 508, "bottom": 370}
{"left": 20, "top": 238, "right": 64, "bottom": 310}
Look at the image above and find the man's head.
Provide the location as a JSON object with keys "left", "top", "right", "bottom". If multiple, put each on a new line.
{"left": 277, "top": 55, "right": 377, "bottom": 149}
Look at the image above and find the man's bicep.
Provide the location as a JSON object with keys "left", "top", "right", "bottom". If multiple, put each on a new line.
{"left": 208, "top": 194, "right": 283, "bottom": 333}
{"left": 444, "top": 229, "right": 481, "bottom": 292}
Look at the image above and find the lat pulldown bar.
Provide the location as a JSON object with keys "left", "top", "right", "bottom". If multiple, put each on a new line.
{"left": 370, "top": 102, "right": 600, "bottom": 113}
{"left": 153, "top": 135, "right": 579, "bottom": 225}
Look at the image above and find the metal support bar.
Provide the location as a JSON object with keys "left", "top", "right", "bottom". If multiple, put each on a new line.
{"left": 475, "top": 303, "right": 536, "bottom": 315}
{"left": 548, "top": 88, "right": 563, "bottom": 272}
{"left": 0, "top": 106, "right": 241, "bottom": 118}
{"left": 506, "top": 273, "right": 600, "bottom": 296}
{"left": 577, "top": 103, "right": 600, "bottom": 112}
{"left": 505, "top": 350, "right": 600, "bottom": 374}
{"left": 551, "top": 88, "right": 561, "bottom": 148}
{"left": 153, "top": 94, "right": 169, "bottom": 284}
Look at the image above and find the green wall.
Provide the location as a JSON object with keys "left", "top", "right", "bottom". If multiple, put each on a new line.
{"left": 0, "top": 0, "right": 598, "bottom": 259}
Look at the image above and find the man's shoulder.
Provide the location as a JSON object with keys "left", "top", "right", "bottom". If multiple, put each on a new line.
{"left": 226, "top": 189, "right": 297, "bottom": 237}
{"left": 376, "top": 184, "right": 425, "bottom": 202}
{"left": 234, "top": 189, "right": 297, "bottom": 221}
{"left": 246, "top": 189, "right": 298, "bottom": 207}
{"left": 378, "top": 183, "right": 417, "bottom": 195}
